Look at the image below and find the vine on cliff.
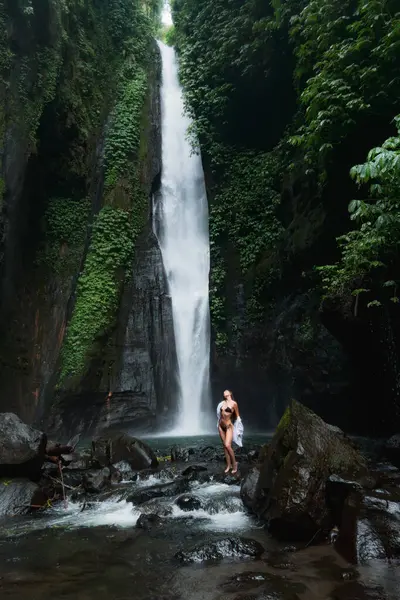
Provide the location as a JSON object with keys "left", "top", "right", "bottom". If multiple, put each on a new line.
{"left": 209, "top": 150, "right": 283, "bottom": 349}
{"left": 60, "top": 34, "right": 154, "bottom": 382}
{"left": 104, "top": 66, "right": 148, "bottom": 192}
{"left": 60, "top": 206, "right": 134, "bottom": 382}
{"left": 38, "top": 197, "right": 90, "bottom": 277}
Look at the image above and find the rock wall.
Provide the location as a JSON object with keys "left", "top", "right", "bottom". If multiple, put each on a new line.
{"left": 0, "top": 3, "right": 175, "bottom": 437}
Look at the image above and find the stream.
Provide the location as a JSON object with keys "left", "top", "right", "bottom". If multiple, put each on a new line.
{"left": 0, "top": 435, "right": 400, "bottom": 600}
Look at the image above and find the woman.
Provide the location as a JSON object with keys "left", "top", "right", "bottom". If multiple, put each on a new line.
{"left": 217, "top": 390, "right": 242, "bottom": 474}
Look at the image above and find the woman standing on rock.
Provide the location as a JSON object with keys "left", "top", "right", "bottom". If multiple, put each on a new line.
{"left": 217, "top": 390, "right": 243, "bottom": 474}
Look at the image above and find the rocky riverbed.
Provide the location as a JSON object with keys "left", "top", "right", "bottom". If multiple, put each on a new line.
{"left": 1, "top": 404, "right": 400, "bottom": 599}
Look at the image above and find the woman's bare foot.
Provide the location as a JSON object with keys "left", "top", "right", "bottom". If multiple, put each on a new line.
{"left": 231, "top": 464, "right": 238, "bottom": 475}
{"left": 224, "top": 465, "right": 231, "bottom": 473}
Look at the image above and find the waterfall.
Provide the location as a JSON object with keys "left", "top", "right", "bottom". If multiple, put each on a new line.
{"left": 153, "top": 41, "right": 212, "bottom": 435}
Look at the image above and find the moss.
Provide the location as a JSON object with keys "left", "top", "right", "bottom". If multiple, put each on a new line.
{"left": 60, "top": 58, "right": 154, "bottom": 385}
{"left": 276, "top": 403, "right": 292, "bottom": 433}
{"left": 37, "top": 197, "right": 90, "bottom": 278}
{"left": 60, "top": 206, "right": 134, "bottom": 384}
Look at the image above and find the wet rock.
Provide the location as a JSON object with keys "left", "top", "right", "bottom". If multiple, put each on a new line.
{"left": 60, "top": 469, "right": 85, "bottom": 489}
{"left": 384, "top": 434, "right": 400, "bottom": 468}
{"left": 111, "top": 461, "right": 136, "bottom": 483}
{"left": 336, "top": 488, "right": 400, "bottom": 563}
{"left": 200, "top": 446, "right": 222, "bottom": 462}
{"left": 175, "top": 537, "right": 264, "bottom": 563}
{"left": 136, "top": 513, "right": 163, "bottom": 530}
{"left": 0, "top": 413, "right": 47, "bottom": 479}
{"left": 59, "top": 449, "right": 93, "bottom": 470}
{"left": 175, "top": 494, "right": 202, "bottom": 511}
{"left": 0, "top": 478, "right": 47, "bottom": 516}
{"left": 126, "top": 477, "right": 189, "bottom": 505}
{"left": 139, "top": 498, "right": 173, "bottom": 517}
{"left": 247, "top": 449, "right": 259, "bottom": 462}
{"left": 254, "top": 400, "right": 368, "bottom": 542}
{"left": 331, "top": 581, "right": 389, "bottom": 599}
{"left": 220, "top": 570, "right": 305, "bottom": 599}
{"left": 220, "top": 572, "right": 269, "bottom": 592}
{"left": 241, "top": 466, "right": 260, "bottom": 511}
{"left": 326, "top": 474, "right": 364, "bottom": 527}
{"left": 215, "top": 472, "right": 240, "bottom": 485}
{"left": 171, "top": 446, "right": 189, "bottom": 462}
{"left": 181, "top": 464, "right": 207, "bottom": 478}
{"left": 91, "top": 432, "right": 158, "bottom": 471}
{"left": 82, "top": 468, "right": 110, "bottom": 494}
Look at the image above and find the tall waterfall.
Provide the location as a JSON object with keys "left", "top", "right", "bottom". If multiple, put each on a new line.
{"left": 153, "top": 41, "right": 212, "bottom": 435}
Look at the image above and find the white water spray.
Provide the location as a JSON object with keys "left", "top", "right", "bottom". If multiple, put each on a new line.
{"left": 153, "top": 41, "right": 211, "bottom": 435}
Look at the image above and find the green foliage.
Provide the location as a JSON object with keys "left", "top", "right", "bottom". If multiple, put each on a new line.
{"left": 318, "top": 115, "right": 400, "bottom": 298}
{"left": 173, "top": 0, "right": 400, "bottom": 351}
{"left": 60, "top": 206, "right": 134, "bottom": 382}
{"left": 288, "top": 0, "right": 400, "bottom": 169}
{"left": 160, "top": 24, "right": 176, "bottom": 46}
{"left": 209, "top": 149, "right": 283, "bottom": 346}
{"left": 38, "top": 197, "right": 90, "bottom": 276}
{"left": 104, "top": 67, "right": 148, "bottom": 190}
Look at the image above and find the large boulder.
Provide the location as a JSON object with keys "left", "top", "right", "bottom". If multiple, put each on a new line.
{"left": 240, "top": 466, "right": 260, "bottom": 511}
{"left": 0, "top": 478, "right": 47, "bottom": 516}
{"left": 0, "top": 413, "right": 47, "bottom": 479}
{"left": 91, "top": 432, "right": 158, "bottom": 471}
{"left": 254, "top": 400, "right": 368, "bottom": 542}
{"left": 335, "top": 486, "right": 400, "bottom": 564}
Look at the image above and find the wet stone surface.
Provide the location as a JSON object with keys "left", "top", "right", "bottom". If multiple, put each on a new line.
{"left": 0, "top": 434, "right": 400, "bottom": 599}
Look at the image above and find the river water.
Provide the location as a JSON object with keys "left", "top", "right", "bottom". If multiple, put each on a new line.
{"left": 0, "top": 435, "right": 399, "bottom": 599}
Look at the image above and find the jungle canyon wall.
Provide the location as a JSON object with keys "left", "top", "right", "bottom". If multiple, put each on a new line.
{"left": 172, "top": 0, "right": 400, "bottom": 434}
{"left": 0, "top": 0, "right": 177, "bottom": 437}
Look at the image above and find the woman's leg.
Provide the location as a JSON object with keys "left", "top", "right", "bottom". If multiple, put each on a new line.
{"left": 224, "top": 425, "right": 237, "bottom": 473}
{"left": 218, "top": 425, "right": 231, "bottom": 472}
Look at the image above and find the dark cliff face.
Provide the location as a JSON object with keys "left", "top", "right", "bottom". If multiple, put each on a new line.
{"left": 0, "top": 3, "right": 175, "bottom": 438}
{"left": 45, "top": 48, "right": 178, "bottom": 439}
{"left": 173, "top": 0, "right": 400, "bottom": 436}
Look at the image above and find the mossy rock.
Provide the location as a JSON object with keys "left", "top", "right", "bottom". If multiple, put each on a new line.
{"left": 254, "top": 399, "right": 368, "bottom": 542}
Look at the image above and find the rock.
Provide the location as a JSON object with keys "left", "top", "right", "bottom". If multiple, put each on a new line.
{"left": 240, "top": 466, "right": 260, "bottom": 511}
{"left": 326, "top": 474, "right": 364, "bottom": 527}
{"left": 331, "top": 581, "right": 390, "bottom": 599}
{"left": 254, "top": 400, "right": 368, "bottom": 542}
{"left": 181, "top": 465, "right": 207, "bottom": 478}
{"left": 171, "top": 446, "right": 189, "bottom": 462}
{"left": 0, "top": 478, "right": 47, "bottom": 516}
{"left": 111, "top": 461, "right": 136, "bottom": 482}
{"left": 200, "top": 446, "right": 222, "bottom": 462}
{"left": 175, "top": 494, "right": 202, "bottom": 511}
{"left": 247, "top": 449, "right": 259, "bottom": 462}
{"left": 0, "top": 413, "right": 47, "bottom": 479}
{"left": 126, "top": 477, "right": 189, "bottom": 505}
{"left": 91, "top": 432, "right": 158, "bottom": 471}
{"left": 335, "top": 488, "right": 400, "bottom": 563}
{"left": 82, "top": 468, "right": 110, "bottom": 494}
{"left": 139, "top": 498, "right": 173, "bottom": 517}
{"left": 175, "top": 537, "right": 264, "bottom": 563}
{"left": 136, "top": 513, "right": 163, "bottom": 530}
{"left": 220, "top": 570, "right": 305, "bottom": 599}
{"left": 384, "top": 434, "right": 400, "bottom": 468}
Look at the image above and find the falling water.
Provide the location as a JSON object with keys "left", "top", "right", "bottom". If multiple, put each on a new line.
{"left": 153, "top": 41, "right": 211, "bottom": 435}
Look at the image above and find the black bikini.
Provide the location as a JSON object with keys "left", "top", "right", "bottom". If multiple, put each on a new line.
{"left": 224, "top": 406, "right": 233, "bottom": 413}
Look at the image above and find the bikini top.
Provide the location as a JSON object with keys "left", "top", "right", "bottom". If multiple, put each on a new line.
{"left": 223, "top": 404, "right": 233, "bottom": 414}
